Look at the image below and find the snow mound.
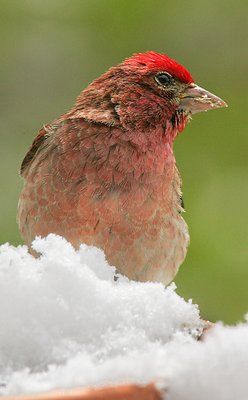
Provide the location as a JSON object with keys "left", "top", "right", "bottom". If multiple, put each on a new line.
{"left": 0, "top": 234, "right": 247, "bottom": 400}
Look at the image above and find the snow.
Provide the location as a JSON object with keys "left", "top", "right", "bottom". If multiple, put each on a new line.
{"left": 0, "top": 234, "right": 247, "bottom": 399}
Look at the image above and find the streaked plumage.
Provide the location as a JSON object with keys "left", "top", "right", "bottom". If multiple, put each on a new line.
{"left": 18, "top": 52, "right": 226, "bottom": 284}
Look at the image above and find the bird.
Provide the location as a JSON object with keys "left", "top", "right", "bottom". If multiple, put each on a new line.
{"left": 17, "top": 51, "right": 227, "bottom": 285}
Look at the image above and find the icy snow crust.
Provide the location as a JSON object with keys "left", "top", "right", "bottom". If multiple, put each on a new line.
{"left": 0, "top": 235, "right": 247, "bottom": 399}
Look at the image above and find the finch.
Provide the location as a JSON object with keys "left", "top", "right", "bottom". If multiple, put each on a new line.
{"left": 17, "top": 52, "right": 226, "bottom": 285}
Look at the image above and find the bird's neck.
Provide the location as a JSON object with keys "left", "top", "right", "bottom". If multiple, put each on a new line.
{"left": 67, "top": 70, "right": 188, "bottom": 136}
{"left": 64, "top": 77, "right": 187, "bottom": 187}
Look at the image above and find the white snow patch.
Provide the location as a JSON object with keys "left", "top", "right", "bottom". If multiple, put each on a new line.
{"left": 0, "top": 234, "right": 247, "bottom": 399}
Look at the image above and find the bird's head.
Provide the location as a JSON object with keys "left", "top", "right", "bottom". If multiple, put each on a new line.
{"left": 74, "top": 51, "right": 227, "bottom": 140}
{"left": 119, "top": 52, "right": 227, "bottom": 131}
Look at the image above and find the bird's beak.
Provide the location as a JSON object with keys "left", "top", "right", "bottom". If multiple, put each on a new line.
{"left": 179, "top": 83, "right": 227, "bottom": 114}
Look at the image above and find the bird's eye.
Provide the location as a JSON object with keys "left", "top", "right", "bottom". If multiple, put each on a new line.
{"left": 155, "top": 73, "right": 172, "bottom": 87}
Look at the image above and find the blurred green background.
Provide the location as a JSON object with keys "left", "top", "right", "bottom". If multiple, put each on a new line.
{"left": 1, "top": 0, "right": 247, "bottom": 323}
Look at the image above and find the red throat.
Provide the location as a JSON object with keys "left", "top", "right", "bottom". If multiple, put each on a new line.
{"left": 166, "top": 113, "right": 190, "bottom": 147}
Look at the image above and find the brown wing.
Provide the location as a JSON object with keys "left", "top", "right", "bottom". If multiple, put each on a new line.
{"left": 20, "top": 124, "right": 57, "bottom": 176}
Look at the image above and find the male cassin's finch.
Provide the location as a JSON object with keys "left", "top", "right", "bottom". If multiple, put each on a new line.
{"left": 18, "top": 52, "right": 227, "bottom": 285}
